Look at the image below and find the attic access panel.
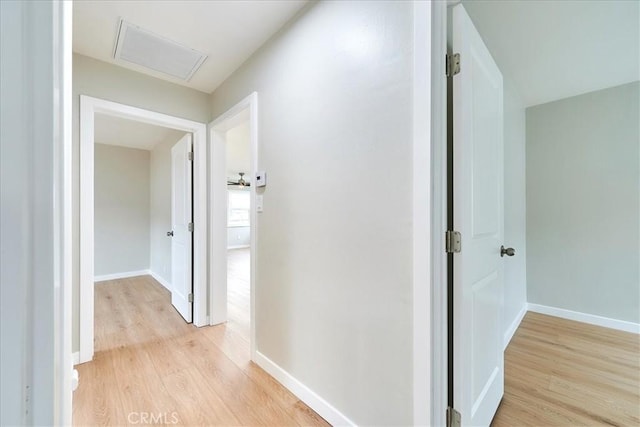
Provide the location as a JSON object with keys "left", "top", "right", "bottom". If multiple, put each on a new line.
{"left": 114, "top": 20, "right": 207, "bottom": 81}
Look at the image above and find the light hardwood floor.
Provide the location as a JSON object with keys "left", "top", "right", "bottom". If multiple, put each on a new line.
{"left": 492, "top": 311, "right": 640, "bottom": 426}
{"left": 74, "top": 249, "right": 328, "bottom": 426}
{"left": 227, "top": 248, "right": 251, "bottom": 341}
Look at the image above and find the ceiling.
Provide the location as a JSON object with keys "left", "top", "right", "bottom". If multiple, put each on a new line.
{"left": 94, "top": 113, "right": 185, "bottom": 150}
{"left": 74, "top": 1, "right": 637, "bottom": 106}
{"left": 73, "top": 0, "right": 308, "bottom": 93}
{"left": 462, "top": 0, "right": 639, "bottom": 107}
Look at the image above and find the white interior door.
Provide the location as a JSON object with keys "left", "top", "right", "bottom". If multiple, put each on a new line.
{"left": 171, "top": 133, "right": 193, "bottom": 322}
{"left": 452, "top": 4, "right": 504, "bottom": 426}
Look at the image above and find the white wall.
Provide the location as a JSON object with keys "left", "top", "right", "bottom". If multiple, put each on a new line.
{"left": 226, "top": 121, "right": 251, "bottom": 249}
{"left": 94, "top": 144, "right": 150, "bottom": 277}
{"left": 211, "top": 1, "right": 413, "bottom": 424}
{"left": 150, "top": 134, "right": 186, "bottom": 286}
{"left": 226, "top": 121, "right": 251, "bottom": 177}
{"left": 503, "top": 78, "right": 527, "bottom": 343}
{"left": 227, "top": 226, "right": 250, "bottom": 248}
{"left": 526, "top": 81, "right": 640, "bottom": 324}
{"left": 72, "top": 54, "right": 211, "bottom": 351}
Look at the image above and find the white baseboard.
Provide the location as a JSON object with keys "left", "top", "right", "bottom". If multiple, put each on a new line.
{"left": 253, "top": 351, "right": 356, "bottom": 427}
{"left": 94, "top": 269, "right": 150, "bottom": 282}
{"left": 149, "top": 270, "right": 172, "bottom": 292}
{"left": 503, "top": 303, "right": 527, "bottom": 349}
{"left": 72, "top": 351, "right": 79, "bottom": 366}
{"left": 227, "top": 244, "right": 250, "bottom": 250}
{"left": 528, "top": 303, "right": 640, "bottom": 334}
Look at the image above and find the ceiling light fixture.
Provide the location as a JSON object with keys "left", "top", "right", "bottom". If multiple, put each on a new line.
{"left": 227, "top": 172, "right": 250, "bottom": 188}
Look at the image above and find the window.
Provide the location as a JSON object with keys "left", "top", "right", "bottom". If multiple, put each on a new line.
{"left": 228, "top": 190, "right": 250, "bottom": 227}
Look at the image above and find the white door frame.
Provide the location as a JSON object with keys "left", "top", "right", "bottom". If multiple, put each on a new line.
{"left": 78, "top": 95, "right": 208, "bottom": 364}
{"left": 412, "top": 1, "right": 449, "bottom": 426}
{"left": 431, "top": 2, "right": 449, "bottom": 425}
{"left": 208, "top": 92, "right": 258, "bottom": 359}
{"left": 2, "top": 0, "right": 72, "bottom": 424}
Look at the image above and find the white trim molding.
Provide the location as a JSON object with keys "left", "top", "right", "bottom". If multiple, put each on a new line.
{"left": 209, "top": 92, "right": 259, "bottom": 360}
{"left": 79, "top": 95, "right": 208, "bottom": 364}
{"left": 503, "top": 304, "right": 527, "bottom": 350}
{"left": 528, "top": 303, "right": 640, "bottom": 334}
{"left": 426, "top": 2, "right": 449, "bottom": 426}
{"left": 149, "top": 270, "right": 172, "bottom": 292}
{"left": 0, "top": 1, "right": 72, "bottom": 424}
{"left": 253, "top": 352, "right": 356, "bottom": 427}
{"left": 60, "top": 1, "right": 74, "bottom": 423}
{"left": 94, "top": 270, "right": 150, "bottom": 282}
{"left": 412, "top": 0, "right": 435, "bottom": 426}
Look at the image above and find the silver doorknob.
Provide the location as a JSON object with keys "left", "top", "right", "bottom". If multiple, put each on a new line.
{"left": 501, "top": 245, "right": 515, "bottom": 257}
{"left": 167, "top": 231, "right": 174, "bottom": 237}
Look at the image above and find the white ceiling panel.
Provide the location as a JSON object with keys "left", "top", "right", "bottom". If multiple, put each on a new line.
{"left": 114, "top": 20, "right": 208, "bottom": 81}
{"left": 73, "top": 0, "right": 309, "bottom": 93}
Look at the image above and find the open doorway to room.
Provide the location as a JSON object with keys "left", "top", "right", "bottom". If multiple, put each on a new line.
{"left": 225, "top": 118, "right": 252, "bottom": 341}
{"left": 442, "top": 1, "right": 639, "bottom": 425}
{"left": 92, "top": 113, "right": 192, "bottom": 355}
{"left": 209, "top": 93, "right": 258, "bottom": 359}
{"left": 77, "top": 96, "right": 208, "bottom": 365}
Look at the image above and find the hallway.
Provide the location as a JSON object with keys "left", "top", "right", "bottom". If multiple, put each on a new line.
{"left": 73, "top": 274, "right": 327, "bottom": 426}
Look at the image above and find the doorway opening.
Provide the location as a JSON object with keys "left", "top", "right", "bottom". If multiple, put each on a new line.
{"left": 209, "top": 93, "right": 258, "bottom": 359}
{"left": 225, "top": 118, "right": 252, "bottom": 341}
{"left": 92, "top": 115, "right": 193, "bottom": 354}
{"left": 78, "top": 96, "right": 207, "bottom": 364}
{"left": 439, "top": 1, "right": 640, "bottom": 425}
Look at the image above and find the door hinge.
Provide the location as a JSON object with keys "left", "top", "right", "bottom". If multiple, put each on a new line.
{"left": 188, "top": 222, "right": 194, "bottom": 232}
{"left": 445, "top": 230, "right": 462, "bottom": 253}
{"left": 188, "top": 293, "right": 193, "bottom": 303}
{"left": 188, "top": 151, "right": 194, "bottom": 161}
{"left": 446, "top": 53, "right": 461, "bottom": 77}
{"left": 446, "top": 407, "right": 461, "bottom": 427}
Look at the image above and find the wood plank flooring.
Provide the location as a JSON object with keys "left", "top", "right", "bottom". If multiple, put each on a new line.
{"left": 492, "top": 311, "right": 640, "bottom": 426}
{"left": 74, "top": 249, "right": 328, "bottom": 426}
{"left": 76, "top": 254, "right": 640, "bottom": 426}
